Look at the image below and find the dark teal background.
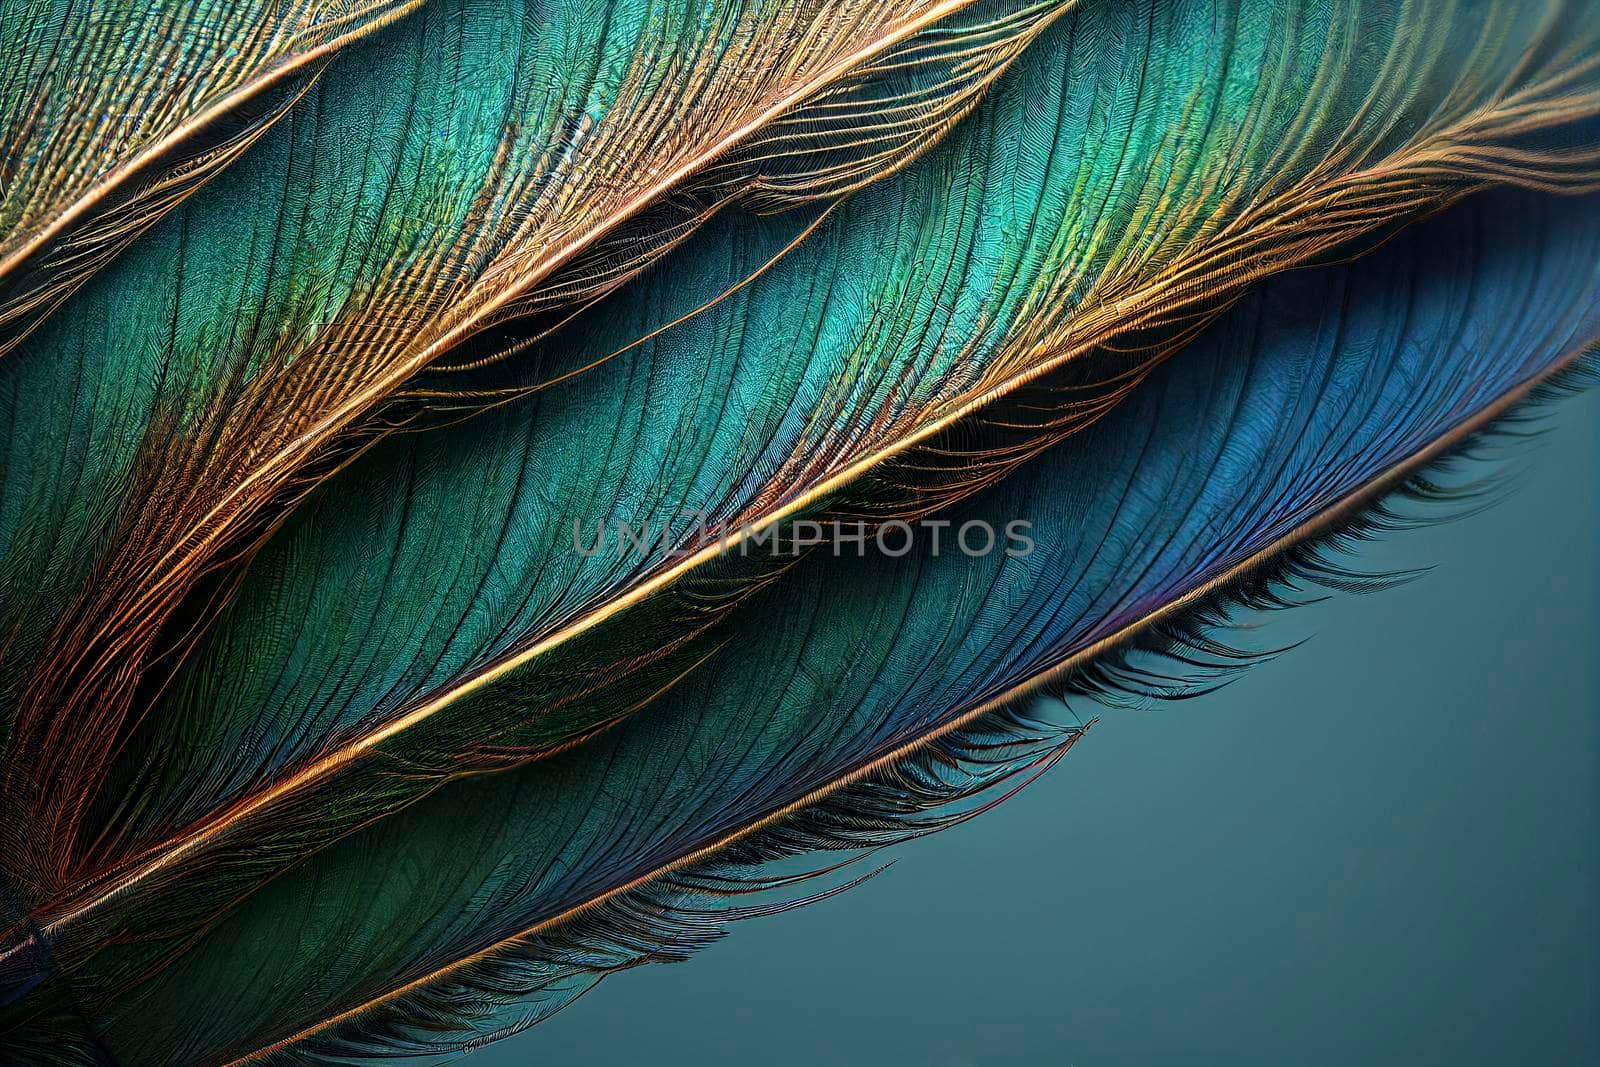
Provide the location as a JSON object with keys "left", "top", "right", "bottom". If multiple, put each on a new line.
{"left": 479, "top": 391, "right": 1598, "bottom": 1066}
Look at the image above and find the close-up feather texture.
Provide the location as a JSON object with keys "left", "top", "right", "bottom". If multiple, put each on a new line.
{"left": 0, "top": 0, "right": 1596, "bottom": 1063}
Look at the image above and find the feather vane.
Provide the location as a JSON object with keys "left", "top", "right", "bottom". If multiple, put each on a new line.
{"left": 0, "top": 0, "right": 420, "bottom": 355}
{"left": 0, "top": 0, "right": 1597, "bottom": 1061}
{"left": 71, "top": 186, "right": 1600, "bottom": 1066}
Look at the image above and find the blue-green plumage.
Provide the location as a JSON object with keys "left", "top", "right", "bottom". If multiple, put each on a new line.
{"left": 0, "top": 0, "right": 1597, "bottom": 1062}
{"left": 94, "top": 187, "right": 1600, "bottom": 1064}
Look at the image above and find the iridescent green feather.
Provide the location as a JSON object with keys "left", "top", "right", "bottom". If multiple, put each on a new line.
{"left": 0, "top": 0, "right": 420, "bottom": 355}
{"left": 10, "top": 0, "right": 1594, "bottom": 1006}
{"left": 91, "top": 187, "right": 1600, "bottom": 1066}
{"left": 0, "top": 0, "right": 1597, "bottom": 1062}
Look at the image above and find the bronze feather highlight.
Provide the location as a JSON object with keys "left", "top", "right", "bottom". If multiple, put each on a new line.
{"left": 0, "top": 0, "right": 421, "bottom": 356}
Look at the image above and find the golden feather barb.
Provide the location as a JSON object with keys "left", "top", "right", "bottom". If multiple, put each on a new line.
{"left": 0, "top": 0, "right": 421, "bottom": 356}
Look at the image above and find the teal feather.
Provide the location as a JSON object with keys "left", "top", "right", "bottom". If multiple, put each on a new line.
{"left": 79, "top": 187, "right": 1600, "bottom": 1065}
{"left": 0, "top": 0, "right": 1068, "bottom": 884}
{"left": 0, "top": 0, "right": 420, "bottom": 356}
{"left": 0, "top": 0, "right": 1597, "bottom": 1061}
{"left": 0, "top": 0, "right": 1067, "bottom": 894}
{"left": 12, "top": 0, "right": 1597, "bottom": 1004}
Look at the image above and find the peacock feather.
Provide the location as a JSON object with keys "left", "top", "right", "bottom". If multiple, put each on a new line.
{"left": 0, "top": 0, "right": 1596, "bottom": 1062}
